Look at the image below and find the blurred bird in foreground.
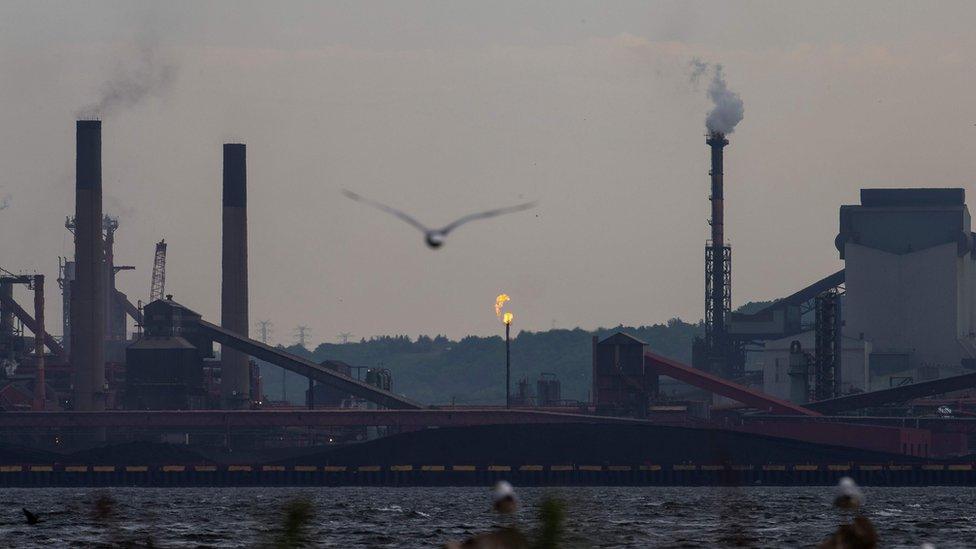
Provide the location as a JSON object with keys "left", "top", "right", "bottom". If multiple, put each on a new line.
{"left": 444, "top": 483, "right": 565, "bottom": 549}
{"left": 22, "top": 508, "right": 39, "bottom": 525}
{"left": 819, "top": 477, "right": 877, "bottom": 549}
{"left": 492, "top": 480, "right": 518, "bottom": 514}
{"left": 342, "top": 190, "right": 536, "bottom": 249}
{"left": 834, "top": 476, "right": 864, "bottom": 510}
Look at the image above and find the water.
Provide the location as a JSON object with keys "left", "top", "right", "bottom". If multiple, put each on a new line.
{"left": 0, "top": 486, "right": 970, "bottom": 547}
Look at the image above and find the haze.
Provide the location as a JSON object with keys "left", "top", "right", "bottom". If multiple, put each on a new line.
{"left": 1, "top": 1, "right": 975, "bottom": 345}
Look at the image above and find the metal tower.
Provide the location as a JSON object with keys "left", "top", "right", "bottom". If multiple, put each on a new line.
{"left": 149, "top": 240, "right": 167, "bottom": 302}
{"left": 813, "top": 288, "right": 842, "bottom": 401}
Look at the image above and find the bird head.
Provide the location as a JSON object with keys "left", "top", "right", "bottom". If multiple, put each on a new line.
{"left": 425, "top": 233, "right": 445, "bottom": 249}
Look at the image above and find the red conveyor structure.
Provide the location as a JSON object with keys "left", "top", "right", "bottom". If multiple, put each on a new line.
{"left": 643, "top": 350, "right": 821, "bottom": 416}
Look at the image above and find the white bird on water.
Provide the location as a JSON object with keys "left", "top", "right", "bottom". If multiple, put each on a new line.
{"left": 342, "top": 189, "right": 536, "bottom": 249}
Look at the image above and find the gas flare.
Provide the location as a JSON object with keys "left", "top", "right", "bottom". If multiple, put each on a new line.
{"left": 503, "top": 312, "right": 513, "bottom": 325}
{"left": 495, "top": 294, "right": 510, "bottom": 318}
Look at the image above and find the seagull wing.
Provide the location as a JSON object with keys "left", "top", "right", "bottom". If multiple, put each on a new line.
{"left": 342, "top": 190, "right": 429, "bottom": 233}
{"left": 440, "top": 201, "right": 537, "bottom": 235}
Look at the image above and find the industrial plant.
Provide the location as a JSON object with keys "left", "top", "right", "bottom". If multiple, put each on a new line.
{"left": 2, "top": 115, "right": 976, "bottom": 487}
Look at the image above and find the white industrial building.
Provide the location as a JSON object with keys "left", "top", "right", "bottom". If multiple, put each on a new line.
{"left": 761, "top": 331, "right": 871, "bottom": 400}
{"left": 759, "top": 188, "right": 976, "bottom": 403}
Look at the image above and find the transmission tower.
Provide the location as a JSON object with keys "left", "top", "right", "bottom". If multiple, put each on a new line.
{"left": 257, "top": 320, "right": 273, "bottom": 344}
{"left": 295, "top": 325, "right": 310, "bottom": 349}
{"left": 149, "top": 239, "right": 167, "bottom": 302}
{"left": 337, "top": 332, "right": 353, "bottom": 344}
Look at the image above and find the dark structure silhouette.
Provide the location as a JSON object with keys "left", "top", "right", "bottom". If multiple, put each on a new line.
{"left": 22, "top": 507, "right": 39, "bottom": 525}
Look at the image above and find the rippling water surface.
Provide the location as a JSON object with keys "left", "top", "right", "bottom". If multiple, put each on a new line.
{"left": 0, "top": 486, "right": 970, "bottom": 547}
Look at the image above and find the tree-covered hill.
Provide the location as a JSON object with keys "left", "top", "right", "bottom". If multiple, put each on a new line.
{"left": 260, "top": 318, "right": 703, "bottom": 405}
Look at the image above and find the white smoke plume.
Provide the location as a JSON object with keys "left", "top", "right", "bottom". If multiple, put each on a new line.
{"left": 690, "top": 58, "right": 744, "bottom": 135}
{"left": 77, "top": 39, "right": 177, "bottom": 118}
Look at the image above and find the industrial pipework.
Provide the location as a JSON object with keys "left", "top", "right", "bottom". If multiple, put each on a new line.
{"left": 32, "top": 275, "right": 45, "bottom": 411}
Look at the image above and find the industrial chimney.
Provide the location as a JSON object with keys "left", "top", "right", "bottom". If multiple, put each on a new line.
{"left": 221, "top": 143, "right": 250, "bottom": 408}
{"left": 706, "top": 131, "right": 728, "bottom": 334}
{"left": 699, "top": 131, "right": 744, "bottom": 379}
{"left": 71, "top": 120, "right": 106, "bottom": 411}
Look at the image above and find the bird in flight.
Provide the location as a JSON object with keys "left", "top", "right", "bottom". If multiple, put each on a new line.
{"left": 343, "top": 190, "right": 536, "bottom": 249}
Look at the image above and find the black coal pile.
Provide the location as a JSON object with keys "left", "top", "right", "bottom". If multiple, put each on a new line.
{"left": 64, "top": 441, "right": 213, "bottom": 465}
{"left": 274, "top": 423, "right": 925, "bottom": 466}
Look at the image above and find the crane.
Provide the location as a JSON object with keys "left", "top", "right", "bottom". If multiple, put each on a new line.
{"left": 149, "top": 239, "right": 167, "bottom": 302}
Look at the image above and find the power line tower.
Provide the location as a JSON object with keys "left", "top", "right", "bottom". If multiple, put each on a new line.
{"left": 295, "top": 325, "right": 310, "bottom": 349}
{"left": 256, "top": 320, "right": 273, "bottom": 344}
{"left": 337, "top": 332, "right": 353, "bottom": 344}
{"left": 149, "top": 239, "right": 167, "bottom": 302}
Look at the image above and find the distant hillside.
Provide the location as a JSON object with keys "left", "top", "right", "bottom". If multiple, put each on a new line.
{"left": 259, "top": 319, "right": 702, "bottom": 405}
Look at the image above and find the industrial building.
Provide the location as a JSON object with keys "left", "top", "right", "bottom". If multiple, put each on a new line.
{"left": 840, "top": 188, "right": 976, "bottom": 379}
{"left": 4, "top": 117, "right": 976, "bottom": 473}
{"left": 755, "top": 188, "right": 976, "bottom": 403}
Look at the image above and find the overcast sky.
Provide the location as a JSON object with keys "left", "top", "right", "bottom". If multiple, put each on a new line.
{"left": 1, "top": 1, "right": 975, "bottom": 346}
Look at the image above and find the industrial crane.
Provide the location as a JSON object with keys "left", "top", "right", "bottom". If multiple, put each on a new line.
{"left": 149, "top": 239, "right": 167, "bottom": 303}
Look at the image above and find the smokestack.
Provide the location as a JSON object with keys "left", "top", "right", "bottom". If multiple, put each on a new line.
{"left": 707, "top": 132, "right": 728, "bottom": 252}
{"left": 32, "top": 275, "right": 45, "bottom": 411}
{"left": 221, "top": 143, "right": 250, "bottom": 408}
{"left": 71, "top": 120, "right": 106, "bottom": 411}
{"left": 707, "top": 131, "right": 728, "bottom": 335}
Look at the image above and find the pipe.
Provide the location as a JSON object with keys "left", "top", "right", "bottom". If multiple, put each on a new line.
{"left": 32, "top": 275, "right": 45, "bottom": 411}
{"left": 0, "top": 281, "right": 12, "bottom": 336}
{"left": 0, "top": 290, "right": 64, "bottom": 356}
{"left": 71, "top": 120, "right": 106, "bottom": 411}
{"left": 505, "top": 322, "right": 511, "bottom": 409}
{"left": 221, "top": 143, "right": 250, "bottom": 408}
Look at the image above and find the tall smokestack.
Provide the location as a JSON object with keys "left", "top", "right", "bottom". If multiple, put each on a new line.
{"left": 704, "top": 131, "right": 731, "bottom": 376}
{"left": 707, "top": 132, "right": 728, "bottom": 253}
{"left": 221, "top": 143, "right": 250, "bottom": 408}
{"left": 72, "top": 120, "right": 106, "bottom": 411}
{"left": 32, "top": 275, "right": 45, "bottom": 411}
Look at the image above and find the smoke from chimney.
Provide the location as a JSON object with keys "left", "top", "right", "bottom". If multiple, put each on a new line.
{"left": 77, "top": 41, "right": 177, "bottom": 118}
{"left": 690, "top": 59, "right": 744, "bottom": 135}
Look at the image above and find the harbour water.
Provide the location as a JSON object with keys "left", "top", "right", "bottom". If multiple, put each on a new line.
{"left": 0, "top": 486, "right": 969, "bottom": 547}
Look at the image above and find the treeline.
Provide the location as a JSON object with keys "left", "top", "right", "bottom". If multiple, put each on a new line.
{"left": 262, "top": 318, "right": 704, "bottom": 405}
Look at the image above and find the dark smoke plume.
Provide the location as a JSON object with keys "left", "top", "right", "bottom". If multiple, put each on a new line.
{"left": 77, "top": 40, "right": 177, "bottom": 118}
{"left": 690, "top": 58, "right": 744, "bottom": 135}
{"left": 0, "top": 194, "right": 10, "bottom": 211}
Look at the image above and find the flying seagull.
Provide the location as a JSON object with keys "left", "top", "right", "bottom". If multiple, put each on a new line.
{"left": 343, "top": 190, "right": 536, "bottom": 249}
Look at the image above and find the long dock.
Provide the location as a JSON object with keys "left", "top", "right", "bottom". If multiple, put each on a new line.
{"left": 0, "top": 462, "right": 973, "bottom": 487}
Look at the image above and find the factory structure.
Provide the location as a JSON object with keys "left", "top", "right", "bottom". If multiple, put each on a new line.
{"left": 0, "top": 121, "right": 413, "bottom": 425}
{"left": 3, "top": 119, "right": 976, "bottom": 470}
{"left": 589, "top": 129, "right": 976, "bottom": 458}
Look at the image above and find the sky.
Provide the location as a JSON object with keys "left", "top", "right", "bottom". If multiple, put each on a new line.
{"left": 1, "top": 1, "right": 976, "bottom": 346}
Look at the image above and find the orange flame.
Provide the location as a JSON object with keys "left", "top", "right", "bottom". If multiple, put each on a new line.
{"left": 503, "top": 312, "right": 513, "bottom": 325}
{"left": 495, "top": 294, "right": 510, "bottom": 318}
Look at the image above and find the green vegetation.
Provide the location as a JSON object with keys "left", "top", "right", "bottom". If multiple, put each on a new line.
{"left": 261, "top": 318, "right": 703, "bottom": 405}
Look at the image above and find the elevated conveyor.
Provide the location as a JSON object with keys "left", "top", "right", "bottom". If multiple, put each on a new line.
{"left": 644, "top": 351, "right": 820, "bottom": 416}
{"left": 804, "top": 371, "right": 976, "bottom": 414}
{"left": 195, "top": 319, "right": 422, "bottom": 410}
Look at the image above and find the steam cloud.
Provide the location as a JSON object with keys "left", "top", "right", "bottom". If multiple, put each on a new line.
{"left": 690, "top": 58, "right": 744, "bottom": 135}
{"left": 77, "top": 41, "right": 177, "bottom": 118}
